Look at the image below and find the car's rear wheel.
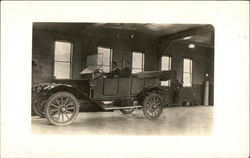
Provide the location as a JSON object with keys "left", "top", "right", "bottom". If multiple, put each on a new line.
{"left": 142, "top": 93, "right": 164, "bottom": 119}
{"left": 120, "top": 108, "right": 136, "bottom": 114}
{"left": 45, "top": 92, "right": 79, "bottom": 126}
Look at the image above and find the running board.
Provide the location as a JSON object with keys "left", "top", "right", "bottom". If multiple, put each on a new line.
{"left": 101, "top": 105, "right": 142, "bottom": 110}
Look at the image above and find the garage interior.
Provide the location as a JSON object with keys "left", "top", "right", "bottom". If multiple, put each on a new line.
{"left": 32, "top": 23, "right": 214, "bottom": 135}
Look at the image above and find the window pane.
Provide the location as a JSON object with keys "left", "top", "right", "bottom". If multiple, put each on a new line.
{"left": 102, "top": 66, "right": 110, "bottom": 72}
{"left": 54, "top": 62, "right": 70, "bottom": 79}
{"left": 98, "top": 47, "right": 112, "bottom": 72}
{"left": 161, "top": 56, "right": 171, "bottom": 86}
{"left": 55, "top": 41, "right": 72, "bottom": 61}
{"left": 183, "top": 58, "right": 192, "bottom": 87}
{"left": 161, "top": 81, "right": 170, "bottom": 86}
{"left": 132, "top": 52, "right": 143, "bottom": 69}
{"left": 161, "top": 56, "right": 171, "bottom": 70}
{"left": 132, "top": 68, "right": 143, "bottom": 73}
{"left": 98, "top": 47, "right": 111, "bottom": 65}
{"left": 183, "top": 59, "right": 191, "bottom": 72}
{"left": 183, "top": 73, "right": 192, "bottom": 87}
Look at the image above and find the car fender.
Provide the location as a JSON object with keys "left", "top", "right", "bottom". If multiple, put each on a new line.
{"left": 136, "top": 86, "right": 164, "bottom": 103}
{"left": 42, "top": 83, "right": 90, "bottom": 101}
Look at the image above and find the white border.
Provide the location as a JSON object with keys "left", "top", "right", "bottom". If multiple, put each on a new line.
{"left": 1, "top": 1, "right": 249, "bottom": 158}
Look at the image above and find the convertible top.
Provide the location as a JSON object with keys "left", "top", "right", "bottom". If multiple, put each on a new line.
{"left": 133, "top": 70, "right": 174, "bottom": 81}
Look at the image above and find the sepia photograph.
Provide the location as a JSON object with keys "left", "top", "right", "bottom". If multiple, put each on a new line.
{"left": 32, "top": 22, "right": 214, "bottom": 135}
{"left": 1, "top": 1, "right": 249, "bottom": 158}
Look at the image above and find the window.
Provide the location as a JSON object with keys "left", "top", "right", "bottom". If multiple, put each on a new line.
{"left": 161, "top": 55, "right": 171, "bottom": 86}
{"left": 54, "top": 41, "right": 73, "bottom": 79}
{"left": 97, "top": 47, "right": 113, "bottom": 72}
{"left": 132, "top": 51, "right": 144, "bottom": 73}
{"left": 183, "top": 58, "right": 193, "bottom": 87}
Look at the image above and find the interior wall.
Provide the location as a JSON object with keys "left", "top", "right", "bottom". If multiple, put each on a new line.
{"left": 160, "top": 41, "right": 214, "bottom": 105}
{"left": 32, "top": 25, "right": 214, "bottom": 105}
{"left": 32, "top": 26, "right": 158, "bottom": 84}
{"left": 81, "top": 28, "right": 158, "bottom": 71}
{"left": 32, "top": 28, "right": 83, "bottom": 84}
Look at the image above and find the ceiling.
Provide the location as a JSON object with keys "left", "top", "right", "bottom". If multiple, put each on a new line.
{"left": 102, "top": 23, "right": 204, "bottom": 36}
{"left": 33, "top": 23, "right": 214, "bottom": 47}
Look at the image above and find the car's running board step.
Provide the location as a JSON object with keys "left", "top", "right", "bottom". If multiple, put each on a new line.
{"left": 102, "top": 105, "right": 142, "bottom": 110}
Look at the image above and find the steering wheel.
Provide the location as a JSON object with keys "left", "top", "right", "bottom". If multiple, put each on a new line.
{"left": 92, "top": 67, "right": 105, "bottom": 81}
{"left": 97, "top": 67, "right": 105, "bottom": 74}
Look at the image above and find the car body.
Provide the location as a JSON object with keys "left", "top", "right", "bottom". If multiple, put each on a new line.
{"left": 32, "top": 54, "right": 176, "bottom": 126}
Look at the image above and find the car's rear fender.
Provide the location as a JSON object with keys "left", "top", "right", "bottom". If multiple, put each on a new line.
{"left": 136, "top": 86, "right": 164, "bottom": 104}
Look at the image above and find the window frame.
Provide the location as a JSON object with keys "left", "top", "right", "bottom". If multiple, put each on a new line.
{"left": 53, "top": 40, "right": 73, "bottom": 80}
{"left": 97, "top": 46, "right": 113, "bottom": 73}
{"left": 182, "top": 57, "right": 193, "bottom": 87}
{"left": 132, "top": 51, "right": 145, "bottom": 74}
{"left": 160, "top": 55, "right": 172, "bottom": 87}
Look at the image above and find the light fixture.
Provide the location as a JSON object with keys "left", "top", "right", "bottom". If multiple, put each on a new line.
{"left": 188, "top": 43, "right": 195, "bottom": 49}
{"left": 183, "top": 36, "right": 192, "bottom": 40}
{"left": 131, "top": 34, "right": 134, "bottom": 39}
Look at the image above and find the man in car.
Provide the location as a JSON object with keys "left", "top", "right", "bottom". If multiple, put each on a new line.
{"left": 110, "top": 61, "right": 120, "bottom": 77}
{"left": 119, "top": 60, "right": 132, "bottom": 77}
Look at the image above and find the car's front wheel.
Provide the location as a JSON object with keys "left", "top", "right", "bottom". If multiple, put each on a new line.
{"left": 142, "top": 93, "right": 164, "bottom": 119}
{"left": 45, "top": 92, "right": 79, "bottom": 126}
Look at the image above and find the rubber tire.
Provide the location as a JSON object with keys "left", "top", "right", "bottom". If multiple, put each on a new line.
{"left": 142, "top": 93, "right": 164, "bottom": 119}
{"left": 120, "top": 108, "right": 136, "bottom": 114}
{"left": 45, "top": 92, "right": 79, "bottom": 126}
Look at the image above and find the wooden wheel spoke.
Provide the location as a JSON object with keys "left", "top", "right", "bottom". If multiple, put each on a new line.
{"left": 155, "top": 103, "right": 160, "bottom": 106}
{"left": 64, "top": 113, "right": 70, "bottom": 119}
{"left": 51, "top": 111, "right": 59, "bottom": 116}
{"left": 154, "top": 108, "right": 159, "bottom": 114}
{"left": 50, "top": 109, "right": 59, "bottom": 112}
{"left": 66, "top": 110, "right": 73, "bottom": 114}
{"left": 67, "top": 107, "right": 75, "bottom": 110}
{"left": 146, "top": 105, "right": 151, "bottom": 109}
{"left": 56, "top": 113, "right": 61, "bottom": 120}
{"left": 61, "top": 97, "right": 64, "bottom": 105}
{"left": 65, "top": 101, "right": 74, "bottom": 107}
{"left": 150, "top": 110, "right": 154, "bottom": 116}
{"left": 55, "top": 99, "right": 62, "bottom": 107}
{"left": 51, "top": 104, "right": 60, "bottom": 109}
{"left": 62, "top": 113, "right": 64, "bottom": 122}
{"left": 153, "top": 110, "right": 157, "bottom": 116}
{"left": 63, "top": 97, "right": 69, "bottom": 106}
{"left": 150, "top": 98, "right": 154, "bottom": 104}
{"left": 147, "top": 101, "right": 152, "bottom": 106}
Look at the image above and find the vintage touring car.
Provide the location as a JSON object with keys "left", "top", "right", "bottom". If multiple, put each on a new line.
{"left": 32, "top": 54, "right": 176, "bottom": 126}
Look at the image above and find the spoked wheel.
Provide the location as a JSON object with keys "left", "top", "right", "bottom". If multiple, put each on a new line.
{"left": 45, "top": 92, "right": 79, "bottom": 126}
{"left": 120, "top": 108, "right": 136, "bottom": 114}
{"left": 142, "top": 93, "right": 164, "bottom": 119}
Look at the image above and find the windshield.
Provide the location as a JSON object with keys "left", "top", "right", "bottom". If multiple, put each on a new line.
{"left": 87, "top": 54, "right": 103, "bottom": 66}
{"left": 80, "top": 54, "right": 111, "bottom": 75}
{"left": 87, "top": 54, "right": 111, "bottom": 72}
